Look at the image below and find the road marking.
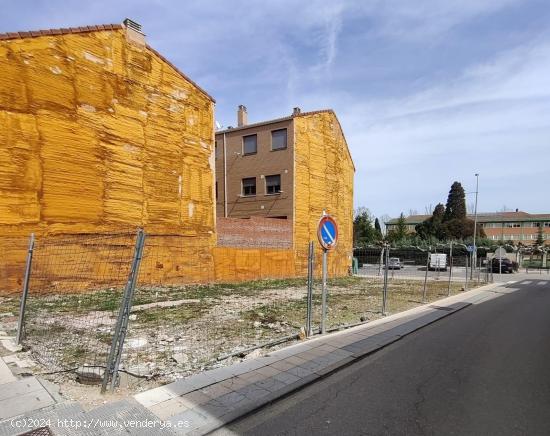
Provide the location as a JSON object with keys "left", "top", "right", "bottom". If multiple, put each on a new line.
{"left": 537, "top": 281, "right": 547, "bottom": 286}
{"left": 522, "top": 281, "right": 532, "bottom": 285}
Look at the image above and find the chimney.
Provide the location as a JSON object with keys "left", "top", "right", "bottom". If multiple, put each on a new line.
{"left": 123, "top": 18, "right": 145, "bottom": 47}
{"left": 237, "top": 105, "right": 248, "bottom": 127}
{"left": 515, "top": 208, "right": 519, "bottom": 212}
{"left": 293, "top": 107, "right": 301, "bottom": 116}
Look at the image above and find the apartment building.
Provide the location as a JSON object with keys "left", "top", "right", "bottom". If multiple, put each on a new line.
{"left": 386, "top": 211, "right": 550, "bottom": 244}
{"left": 215, "top": 106, "right": 355, "bottom": 250}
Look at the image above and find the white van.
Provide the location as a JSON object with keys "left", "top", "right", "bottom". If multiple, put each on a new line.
{"left": 429, "top": 253, "right": 447, "bottom": 271}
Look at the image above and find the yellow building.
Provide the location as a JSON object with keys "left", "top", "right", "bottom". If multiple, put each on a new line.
{"left": 0, "top": 20, "right": 216, "bottom": 291}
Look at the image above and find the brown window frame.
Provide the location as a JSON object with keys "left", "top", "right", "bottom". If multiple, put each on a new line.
{"left": 242, "top": 177, "right": 257, "bottom": 196}
{"left": 243, "top": 134, "right": 258, "bottom": 155}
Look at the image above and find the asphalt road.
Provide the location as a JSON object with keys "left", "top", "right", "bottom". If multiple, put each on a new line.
{"left": 219, "top": 279, "right": 550, "bottom": 436}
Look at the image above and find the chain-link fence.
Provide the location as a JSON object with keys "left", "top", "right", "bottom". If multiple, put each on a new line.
{"left": 11, "top": 232, "right": 493, "bottom": 393}
{"left": 20, "top": 232, "right": 137, "bottom": 385}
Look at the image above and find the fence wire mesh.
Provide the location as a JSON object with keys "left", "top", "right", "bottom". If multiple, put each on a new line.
{"left": 22, "top": 233, "right": 137, "bottom": 382}
{"left": 119, "top": 237, "right": 313, "bottom": 385}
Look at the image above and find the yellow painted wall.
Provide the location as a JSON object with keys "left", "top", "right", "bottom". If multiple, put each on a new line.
{"left": 0, "top": 29, "right": 215, "bottom": 239}
{"left": 293, "top": 111, "right": 354, "bottom": 273}
{"left": 0, "top": 29, "right": 216, "bottom": 291}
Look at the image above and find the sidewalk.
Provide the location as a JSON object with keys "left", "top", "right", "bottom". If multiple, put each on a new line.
{"left": 135, "top": 282, "right": 505, "bottom": 435}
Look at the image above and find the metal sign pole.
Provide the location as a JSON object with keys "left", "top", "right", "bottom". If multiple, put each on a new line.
{"left": 320, "top": 248, "right": 328, "bottom": 334}
{"left": 447, "top": 242, "right": 453, "bottom": 297}
{"left": 306, "top": 241, "right": 314, "bottom": 337}
{"left": 382, "top": 246, "right": 389, "bottom": 315}
{"left": 465, "top": 255, "right": 469, "bottom": 292}
{"left": 16, "top": 233, "right": 35, "bottom": 345}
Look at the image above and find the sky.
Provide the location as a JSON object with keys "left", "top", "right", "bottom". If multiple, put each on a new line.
{"left": 2, "top": 0, "right": 549, "bottom": 220}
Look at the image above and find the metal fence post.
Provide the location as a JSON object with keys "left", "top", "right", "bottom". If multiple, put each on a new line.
{"left": 447, "top": 242, "right": 453, "bottom": 297}
{"left": 422, "top": 251, "right": 430, "bottom": 303}
{"left": 477, "top": 257, "right": 481, "bottom": 284}
{"left": 16, "top": 233, "right": 35, "bottom": 345}
{"left": 101, "top": 229, "right": 146, "bottom": 393}
{"left": 382, "top": 246, "right": 389, "bottom": 315}
{"left": 306, "top": 241, "right": 314, "bottom": 337}
{"left": 465, "top": 255, "right": 469, "bottom": 292}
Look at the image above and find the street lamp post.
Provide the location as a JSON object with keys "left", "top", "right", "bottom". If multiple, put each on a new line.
{"left": 472, "top": 173, "right": 479, "bottom": 279}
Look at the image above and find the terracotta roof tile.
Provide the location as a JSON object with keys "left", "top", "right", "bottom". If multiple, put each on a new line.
{"left": 0, "top": 24, "right": 124, "bottom": 41}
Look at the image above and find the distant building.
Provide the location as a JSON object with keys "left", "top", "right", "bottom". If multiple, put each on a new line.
{"left": 385, "top": 211, "right": 550, "bottom": 245}
{"left": 215, "top": 106, "right": 355, "bottom": 251}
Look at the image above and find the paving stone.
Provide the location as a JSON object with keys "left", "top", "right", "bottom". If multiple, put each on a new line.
{"left": 200, "top": 383, "right": 232, "bottom": 399}
{"left": 148, "top": 396, "right": 189, "bottom": 420}
{"left": 198, "top": 399, "right": 231, "bottom": 419}
{"left": 167, "top": 407, "right": 209, "bottom": 431}
{"left": 180, "top": 390, "right": 211, "bottom": 408}
{"left": 271, "top": 371, "right": 301, "bottom": 385}
{"left": 254, "top": 376, "right": 287, "bottom": 392}
{"left": 214, "top": 391, "right": 247, "bottom": 408}
{"left": 235, "top": 384, "right": 271, "bottom": 401}
{"left": 255, "top": 365, "right": 281, "bottom": 378}
{"left": 269, "top": 359, "right": 295, "bottom": 372}
{"left": 285, "top": 355, "right": 308, "bottom": 366}
{"left": 135, "top": 386, "right": 177, "bottom": 408}
{"left": 235, "top": 371, "right": 265, "bottom": 384}
{"left": 286, "top": 366, "right": 313, "bottom": 378}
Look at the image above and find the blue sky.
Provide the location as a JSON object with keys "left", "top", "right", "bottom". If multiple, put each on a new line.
{"left": 2, "top": 0, "right": 549, "bottom": 220}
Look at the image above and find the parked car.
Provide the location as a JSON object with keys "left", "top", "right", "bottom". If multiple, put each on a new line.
{"left": 491, "top": 257, "right": 515, "bottom": 273}
{"left": 386, "top": 257, "right": 402, "bottom": 270}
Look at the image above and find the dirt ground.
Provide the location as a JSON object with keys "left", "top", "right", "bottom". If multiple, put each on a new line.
{"left": 0, "top": 275, "right": 484, "bottom": 407}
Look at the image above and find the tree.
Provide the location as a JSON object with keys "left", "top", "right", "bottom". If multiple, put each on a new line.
{"left": 374, "top": 218, "right": 383, "bottom": 241}
{"left": 535, "top": 225, "right": 544, "bottom": 246}
{"left": 415, "top": 203, "right": 446, "bottom": 240}
{"left": 387, "top": 213, "right": 408, "bottom": 243}
{"left": 444, "top": 182, "right": 467, "bottom": 221}
{"left": 353, "top": 208, "right": 377, "bottom": 247}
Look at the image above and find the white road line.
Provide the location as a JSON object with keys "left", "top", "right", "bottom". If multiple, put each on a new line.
{"left": 537, "top": 281, "right": 547, "bottom": 286}
{"left": 522, "top": 281, "right": 532, "bottom": 285}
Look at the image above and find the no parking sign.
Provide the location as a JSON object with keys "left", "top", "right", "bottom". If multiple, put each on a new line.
{"left": 317, "top": 214, "right": 338, "bottom": 251}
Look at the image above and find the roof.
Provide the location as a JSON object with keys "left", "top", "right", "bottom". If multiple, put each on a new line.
{"left": 386, "top": 211, "right": 550, "bottom": 225}
{"left": 0, "top": 22, "right": 215, "bottom": 103}
{"left": 216, "top": 109, "right": 355, "bottom": 170}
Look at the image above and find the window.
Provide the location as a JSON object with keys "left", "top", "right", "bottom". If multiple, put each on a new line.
{"left": 242, "top": 177, "right": 256, "bottom": 196}
{"left": 265, "top": 174, "right": 281, "bottom": 194}
{"left": 271, "top": 129, "right": 287, "bottom": 150}
{"left": 243, "top": 135, "right": 257, "bottom": 155}
{"left": 215, "top": 182, "right": 218, "bottom": 201}
{"left": 545, "top": 222, "right": 550, "bottom": 227}
{"left": 505, "top": 222, "right": 520, "bottom": 228}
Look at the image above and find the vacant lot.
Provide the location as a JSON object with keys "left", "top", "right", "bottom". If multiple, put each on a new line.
{"left": 0, "top": 275, "right": 478, "bottom": 391}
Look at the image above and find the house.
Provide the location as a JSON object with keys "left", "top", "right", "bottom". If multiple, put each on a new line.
{"left": 385, "top": 211, "right": 550, "bottom": 245}
{"left": 0, "top": 19, "right": 216, "bottom": 290}
{"left": 215, "top": 106, "right": 355, "bottom": 253}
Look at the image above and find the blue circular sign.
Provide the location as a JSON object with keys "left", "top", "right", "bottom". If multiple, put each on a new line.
{"left": 317, "top": 215, "right": 338, "bottom": 250}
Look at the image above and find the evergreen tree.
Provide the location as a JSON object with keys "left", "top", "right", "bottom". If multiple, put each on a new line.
{"left": 374, "top": 218, "right": 383, "bottom": 240}
{"left": 387, "top": 213, "right": 408, "bottom": 243}
{"left": 444, "top": 182, "right": 467, "bottom": 221}
{"left": 353, "top": 208, "right": 377, "bottom": 247}
{"left": 415, "top": 203, "right": 446, "bottom": 240}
